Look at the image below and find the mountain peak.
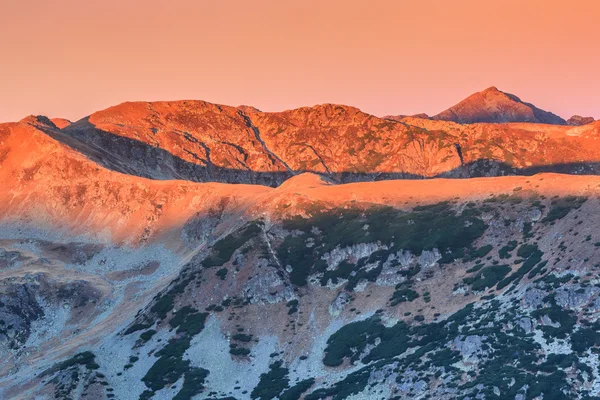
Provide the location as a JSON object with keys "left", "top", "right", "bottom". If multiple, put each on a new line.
{"left": 482, "top": 86, "right": 501, "bottom": 93}
{"left": 433, "top": 87, "right": 566, "bottom": 125}
{"left": 19, "top": 115, "right": 57, "bottom": 128}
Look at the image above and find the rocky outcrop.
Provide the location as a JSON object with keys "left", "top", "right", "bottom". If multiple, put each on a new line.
{"left": 322, "top": 243, "right": 385, "bottom": 269}
{"left": 567, "top": 115, "right": 595, "bottom": 126}
{"left": 329, "top": 291, "right": 352, "bottom": 316}
{"left": 0, "top": 273, "right": 102, "bottom": 351}
{"left": 554, "top": 285, "right": 596, "bottom": 309}
{"left": 452, "top": 335, "right": 487, "bottom": 362}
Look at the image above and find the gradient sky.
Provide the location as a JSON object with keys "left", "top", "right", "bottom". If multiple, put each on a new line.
{"left": 1, "top": 0, "right": 598, "bottom": 122}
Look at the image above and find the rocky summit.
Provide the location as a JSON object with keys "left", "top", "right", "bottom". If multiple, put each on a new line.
{"left": 432, "top": 86, "right": 567, "bottom": 125}
{"left": 2, "top": 92, "right": 600, "bottom": 400}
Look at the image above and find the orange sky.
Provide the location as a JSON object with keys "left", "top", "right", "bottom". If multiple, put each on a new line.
{"left": 1, "top": 0, "right": 598, "bottom": 122}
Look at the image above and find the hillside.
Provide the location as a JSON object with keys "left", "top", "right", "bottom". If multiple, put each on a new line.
{"left": 3, "top": 98, "right": 600, "bottom": 400}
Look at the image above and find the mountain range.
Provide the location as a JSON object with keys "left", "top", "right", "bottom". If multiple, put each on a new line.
{"left": 10, "top": 88, "right": 600, "bottom": 190}
{"left": 1, "top": 88, "right": 600, "bottom": 400}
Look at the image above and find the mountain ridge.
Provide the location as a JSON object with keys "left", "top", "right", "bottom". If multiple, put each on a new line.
{"left": 9, "top": 97, "right": 600, "bottom": 189}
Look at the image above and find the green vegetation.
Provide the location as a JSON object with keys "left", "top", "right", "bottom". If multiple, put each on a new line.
{"left": 169, "top": 306, "right": 208, "bottom": 335}
{"left": 124, "top": 192, "right": 600, "bottom": 400}
{"left": 41, "top": 351, "right": 100, "bottom": 376}
{"left": 138, "top": 275, "right": 193, "bottom": 325}
{"left": 522, "top": 222, "right": 533, "bottom": 239}
{"left": 498, "top": 240, "right": 517, "bottom": 259}
{"left": 497, "top": 245, "right": 543, "bottom": 289}
{"left": 203, "top": 222, "right": 262, "bottom": 267}
{"left": 531, "top": 296, "right": 577, "bottom": 339}
{"left": 216, "top": 268, "right": 228, "bottom": 280}
{"left": 323, "top": 316, "right": 384, "bottom": 367}
{"left": 320, "top": 252, "right": 388, "bottom": 290}
{"left": 389, "top": 285, "right": 419, "bottom": 306}
{"left": 141, "top": 305, "right": 209, "bottom": 399}
{"left": 230, "top": 346, "right": 251, "bottom": 356}
{"left": 305, "top": 366, "right": 372, "bottom": 400}
{"left": 320, "top": 260, "right": 357, "bottom": 287}
{"left": 124, "top": 322, "right": 153, "bottom": 335}
{"left": 139, "top": 329, "right": 157, "bottom": 342}
{"left": 232, "top": 333, "right": 253, "bottom": 342}
{"left": 527, "top": 260, "right": 548, "bottom": 279}
{"left": 278, "top": 202, "right": 486, "bottom": 288}
{"left": 286, "top": 299, "right": 299, "bottom": 315}
{"left": 466, "top": 263, "right": 484, "bottom": 273}
{"left": 362, "top": 321, "right": 411, "bottom": 362}
{"left": 150, "top": 293, "right": 175, "bottom": 320}
{"left": 423, "top": 291, "right": 431, "bottom": 303}
{"left": 251, "top": 361, "right": 290, "bottom": 400}
{"left": 463, "top": 244, "right": 493, "bottom": 262}
{"left": 516, "top": 244, "right": 538, "bottom": 258}
{"left": 173, "top": 368, "right": 210, "bottom": 400}
{"left": 141, "top": 336, "right": 209, "bottom": 400}
{"left": 571, "top": 322, "right": 600, "bottom": 353}
{"left": 142, "top": 337, "right": 193, "bottom": 391}
{"left": 280, "top": 378, "right": 315, "bottom": 400}
{"left": 463, "top": 265, "right": 511, "bottom": 291}
{"left": 541, "top": 196, "right": 587, "bottom": 223}
{"left": 538, "top": 273, "right": 574, "bottom": 287}
{"left": 314, "top": 302, "right": 472, "bottom": 397}
{"left": 313, "top": 288, "right": 596, "bottom": 400}
{"left": 277, "top": 235, "right": 316, "bottom": 286}
{"left": 483, "top": 193, "right": 522, "bottom": 204}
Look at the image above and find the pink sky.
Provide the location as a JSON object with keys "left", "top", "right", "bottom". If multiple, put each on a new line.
{"left": 0, "top": 0, "right": 598, "bottom": 122}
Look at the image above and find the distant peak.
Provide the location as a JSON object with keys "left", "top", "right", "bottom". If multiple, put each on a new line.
{"left": 482, "top": 86, "right": 501, "bottom": 93}
{"left": 432, "top": 87, "right": 565, "bottom": 125}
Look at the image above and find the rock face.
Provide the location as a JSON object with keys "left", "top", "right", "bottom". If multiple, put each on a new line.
{"left": 567, "top": 115, "right": 595, "bottom": 126}
{"left": 433, "top": 86, "right": 566, "bottom": 124}
{"left": 452, "top": 335, "right": 486, "bottom": 362}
